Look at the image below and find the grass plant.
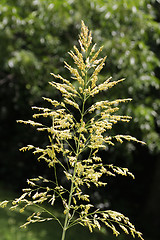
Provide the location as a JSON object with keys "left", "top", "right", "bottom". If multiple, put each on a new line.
{"left": 0, "top": 21, "right": 145, "bottom": 240}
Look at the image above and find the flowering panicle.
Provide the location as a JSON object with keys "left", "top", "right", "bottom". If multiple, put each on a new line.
{"left": 0, "top": 21, "right": 145, "bottom": 240}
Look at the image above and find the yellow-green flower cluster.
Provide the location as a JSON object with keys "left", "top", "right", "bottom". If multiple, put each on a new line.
{"left": 0, "top": 21, "right": 145, "bottom": 240}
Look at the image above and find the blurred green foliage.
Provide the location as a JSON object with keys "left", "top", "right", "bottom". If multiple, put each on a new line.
{"left": 0, "top": 0, "right": 160, "bottom": 239}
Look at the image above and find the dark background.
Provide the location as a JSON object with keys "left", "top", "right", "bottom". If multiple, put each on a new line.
{"left": 0, "top": 0, "right": 160, "bottom": 239}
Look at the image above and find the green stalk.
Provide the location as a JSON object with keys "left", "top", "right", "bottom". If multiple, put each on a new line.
{"left": 60, "top": 165, "right": 77, "bottom": 240}
{"left": 61, "top": 103, "right": 87, "bottom": 240}
{"left": 60, "top": 124, "right": 83, "bottom": 240}
{"left": 61, "top": 67, "right": 88, "bottom": 240}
